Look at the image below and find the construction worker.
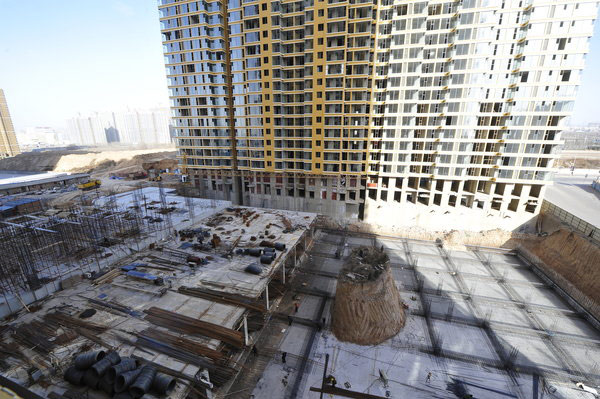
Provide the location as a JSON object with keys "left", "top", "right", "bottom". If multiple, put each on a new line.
{"left": 294, "top": 302, "right": 300, "bottom": 313}
{"left": 326, "top": 375, "right": 337, "bottom": 387}
{"left": 281, "top": 351, "right": 287, "bottom": 364}
{"left": 426, "top": 372, "right": 432, "bottom": 383}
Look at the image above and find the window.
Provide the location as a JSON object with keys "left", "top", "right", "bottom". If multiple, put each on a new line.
{"left": 318, "top": 23, "right": 324, "bottom": 31}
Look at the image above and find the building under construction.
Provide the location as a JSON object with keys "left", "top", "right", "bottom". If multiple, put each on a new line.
{"left": 0, "top": 186, "right": 599, "bottom": 399}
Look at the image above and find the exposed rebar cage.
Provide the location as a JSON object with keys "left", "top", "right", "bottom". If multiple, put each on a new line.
{"left": 0, "top": 199, "right": 169, "bottom": 304}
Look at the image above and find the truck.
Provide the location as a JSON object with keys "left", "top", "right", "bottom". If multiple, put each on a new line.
{"left": 77, "top": 179, "right": 101, "bottom": 191}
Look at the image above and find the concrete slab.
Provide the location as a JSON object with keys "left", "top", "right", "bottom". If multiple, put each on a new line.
{"left": 250, "top": 230, "right": 600, "bottom": 399}
{"left": 409, "top": 242, "right": 441, "bottom": 256}
{"left": 414, "top": 254, "right": 449, "bottom": 270}
{"left": 463, "top": 278, "right": 513, "bottom": 301}
{"left": 478, "top": 303, "right": 532, "bottom": 328}
{"left": 496, "top": 333, "right": 565, "bottom": 370}
{"left": 536, "top": 313, "right": 600, "bottom": 340}
{"left": 432, "top": 319, "right": 499, "bottom": 361}
{"left": 453, "top": 258, "right": 492, "bottom": 276}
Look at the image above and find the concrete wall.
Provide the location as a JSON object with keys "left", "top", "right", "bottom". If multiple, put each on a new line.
{"left": 363, "top": 197, "right": 539, "bottom": 233}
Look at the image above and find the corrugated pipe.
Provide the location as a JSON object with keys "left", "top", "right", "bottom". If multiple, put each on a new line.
{"left": 115, "top": 368, "right": 143, "bottom": 393}
{"left": 74, "top": 350, "right": 106, "bottom": 370}
{"left": 129, "top": 365, "right": 157, "bottom": 398}
{"left": 83, "top": 369, "right": 100, "bottom": 389}
{"left": 107, "top": 358, "right": 137, "bottom": 382}
{"left": 260, "top": 253, "right": 275, "bottom": 264}
{"left": 152, "top": 372, "right": 176, "bottom": 395}
{"left": 274, "top": 242, "right": 286, "bottom": 251}
{"left": 98, "top": 374, "right": 114, "bottom": 396}
{"left": 91, "top": 351, "right": 121, "bottom": 377}
{"left": 246, "top": 248, "right": 263, "bottom": 257}
{"left": 64, "top": 366, "right": 85, "bottom": 386}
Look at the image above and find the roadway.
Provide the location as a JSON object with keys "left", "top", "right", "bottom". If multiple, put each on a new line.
{"left": 546, "top": 169, "right": 600, "bottom": 228}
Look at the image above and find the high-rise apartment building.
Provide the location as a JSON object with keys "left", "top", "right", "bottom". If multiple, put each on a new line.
{"left": 159, "top": 0, "right": 598, "bottom": 227}
{"left": 66, "top": 109, "right": 174, "bottom": 146}
{"left": 0, "top": 89, "right": 21, "bottom": 159}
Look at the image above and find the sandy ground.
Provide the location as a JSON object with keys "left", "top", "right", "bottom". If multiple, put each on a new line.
{"left": 0, "top": 146, "right": 175, "bottom": 173}
{"left": 53, "top": 149, "right": 174, "bottom": 172}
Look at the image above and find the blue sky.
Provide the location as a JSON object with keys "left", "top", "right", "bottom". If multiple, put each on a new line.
{"left": 0, "top": 1, "right": 599, "bottom": 131}
{"left": 0, "top": 0, "right": 169, "bottom": 131}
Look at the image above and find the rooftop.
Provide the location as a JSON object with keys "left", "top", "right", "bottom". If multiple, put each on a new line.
{"left": 0, "top": 171, "right": 89, "bottom": 191}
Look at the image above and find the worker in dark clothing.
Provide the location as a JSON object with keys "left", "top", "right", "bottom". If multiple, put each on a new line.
{"left": 294, "top": 302, "right": 300, "bottom": 313}
{"left": 252, "top": 346, "right": 258, "bottom": 356}
{"left": 281, "top": 352, "right": 287, "bottom": 364}
{"left": 426, "top": 372, "right": 432, "bottom": 383}
{"left": 287, "top": 315, "right": 293, "bottom": 326}
{"left": 326, "top": 375, "right": 337, "bottom": 387}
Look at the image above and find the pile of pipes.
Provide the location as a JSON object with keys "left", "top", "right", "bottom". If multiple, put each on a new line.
{"left": 64, "top": 350, "right": 176, "bottom": 398}
{"left": 239, "top": 241, "right": 287, "bottom": 272}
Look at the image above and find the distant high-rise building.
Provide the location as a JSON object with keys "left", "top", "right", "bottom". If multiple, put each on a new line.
{"left": 0, "top": 89, "right": 21, "bottom": 159}
{"left": 16, "top": 127, "right": 59, "bottom": 149}
{"left": 66, "top": 108, "right": 174, "bottom": 146}
{"left": 159, "top": 0, "right": 598, "bottom": 227}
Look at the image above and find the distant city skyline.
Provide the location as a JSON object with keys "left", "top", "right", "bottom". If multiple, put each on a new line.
{"left": 0, "top": 0, "right": 599, "bottom": 131}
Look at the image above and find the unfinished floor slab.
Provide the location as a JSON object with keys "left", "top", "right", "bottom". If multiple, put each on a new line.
{"left": 252, "top": 230, "right": 600, "bottom": 399}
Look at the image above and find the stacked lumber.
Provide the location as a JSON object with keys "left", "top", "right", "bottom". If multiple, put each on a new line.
{"left": 143, "top": 307, "right": 245, "bottom": 349}
{"left": 178, "top": 286, "right": 266, "bottom": 313}
{"left": 141, "top": 328, "right": 225, "bottom": 362}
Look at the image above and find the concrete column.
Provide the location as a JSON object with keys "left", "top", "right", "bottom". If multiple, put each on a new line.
{"left": 400, "top": 177, "right": 408, "bottom": 204}
{"left": 516, "top": 184, "right": 532, "bottom": 212}
{"left": 500, "top": 183, "right": 514, "bottom": 213}
{"left": 232, "top": 173, "right": 243, "bottom": 205}
{"left": 440, "top": 180, "right": 451, "bottom": 209}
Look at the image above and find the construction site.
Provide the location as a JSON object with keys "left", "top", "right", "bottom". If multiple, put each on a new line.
{"left": 0, "top": 149, "right": 598, "bottom": 399}
{"left": 0, "top": 177, "right": 597, "bottom": 399}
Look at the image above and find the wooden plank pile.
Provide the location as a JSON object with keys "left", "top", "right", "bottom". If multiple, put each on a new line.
{"left": 178, "top": 286, "right": 266, "bottom": 313}
{"left": 143, "top": 307, "right": 245, "bottom": 349}
{"left": 141, "top": 328, "right": 225, "bottom": 362}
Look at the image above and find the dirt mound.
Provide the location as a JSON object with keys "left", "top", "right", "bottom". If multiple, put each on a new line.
{"left": 0, "top": 148, "right": 176, "bottom": 175}
{"left": 522, "top": 229, "right": 600, "bottom": 305}
{"left": 332, "top": 246, "right": 405, "bottom": 345}
{"left": 0, "top": 149, "right": 84, "bottom": 172}
{"left": 53, "top": 149, "right": 175, "bottom": 173}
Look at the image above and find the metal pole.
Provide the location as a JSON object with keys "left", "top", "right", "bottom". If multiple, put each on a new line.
{"left": 243, "top": 314, "right": 249, "bottom": 346}
{"left": 265, "top": 284, "right": 270, "bottom": 311}
{"left": 320, "top": 353, "right": 329, "bottom": 399}
{"left": 282, "top": 262, "right": 286, "bottom": 285}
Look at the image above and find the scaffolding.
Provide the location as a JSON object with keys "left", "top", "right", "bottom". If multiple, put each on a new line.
{"left": 0, "top": 200, "right": 165, "bottom": 308}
